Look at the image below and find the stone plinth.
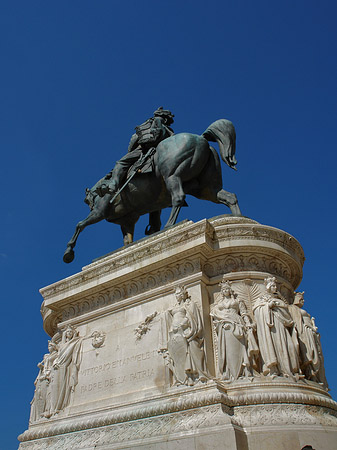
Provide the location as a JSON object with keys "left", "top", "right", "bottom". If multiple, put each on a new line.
{"left": 19, "top": 216, "right": 337, "bottom": 450}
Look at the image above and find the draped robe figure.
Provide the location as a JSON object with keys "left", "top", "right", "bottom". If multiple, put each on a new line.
{"left": 289, "top": 292, "right": 328, "bottom": 389}
{"left": 49, "top": 327, "right": 82, "bottom": 415}
{"left": 253, "top": 277, "right": 300, "bottom": 378}
{"left": 29, "top": 341, "right": 58, "bottom": 422}
{"left": 211, "top": 280, "right": 257, "bottom": 381}
{"left": 161, "top": 286, "right": 208, "bottom": 386}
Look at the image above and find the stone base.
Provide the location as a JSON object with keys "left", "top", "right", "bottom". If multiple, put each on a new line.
{"left": 19, "top": 216, "right": 337, "bottom": 449}
{"left": 18, "top": 383, "right": 337, "bottom": 449}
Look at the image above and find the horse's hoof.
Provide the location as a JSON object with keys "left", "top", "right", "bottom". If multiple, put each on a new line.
{"left": 63, "top": 247, "right": 75, "bottom": 263}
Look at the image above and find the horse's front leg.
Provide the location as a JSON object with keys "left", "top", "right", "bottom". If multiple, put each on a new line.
{"left": 63, "top": 195, "right": 110, "bottom": 263}
{"left": 63, "top": 220, "right": 86, "bottom": 263}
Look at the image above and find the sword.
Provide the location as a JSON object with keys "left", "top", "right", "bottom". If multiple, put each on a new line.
{"left": 109, "top": 147, "right": 156, "bottom": 204}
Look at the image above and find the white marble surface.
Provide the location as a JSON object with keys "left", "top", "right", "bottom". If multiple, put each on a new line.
{"left": 19, "top": 216, "right": 337, "bottom": 449}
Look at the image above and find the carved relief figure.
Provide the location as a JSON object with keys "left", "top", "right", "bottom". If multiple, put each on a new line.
{"left": 29, "top": 339, "right": 59, "bottom": 422}
{"left": 160, "top": 286, "right": 208, "bottom": 386}
{"left": 48, "top": 325, "right": 83, "bottom": 416}
{"left": 253, "top": 277, "right": 300, "bottom": 378}
{"left": 289, "top": 292, "right": 328, "bottom": 389}
{"left": 211, "top": 279, "right": 258, "bottom": 381}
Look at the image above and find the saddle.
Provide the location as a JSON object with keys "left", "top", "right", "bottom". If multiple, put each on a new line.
{"left": 127, "top": 148, "right": 155, "bottom": 176}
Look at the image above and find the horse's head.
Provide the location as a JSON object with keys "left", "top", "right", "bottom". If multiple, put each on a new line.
{"left": 84, "top": 187, "right": 96, "bottom": 210}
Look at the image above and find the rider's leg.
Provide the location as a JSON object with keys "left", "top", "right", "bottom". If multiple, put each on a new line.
{"left": 111, "top": 151, "right": 141, "bottom": 188}
{"left": 95, "top": 150, "right": 142, "bottom": 197}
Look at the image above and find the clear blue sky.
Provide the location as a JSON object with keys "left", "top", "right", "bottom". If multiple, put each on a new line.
{"left": 1, "top": 1, "right": 336, "bottom": 448}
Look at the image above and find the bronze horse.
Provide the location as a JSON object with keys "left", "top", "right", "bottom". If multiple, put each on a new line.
{"left": 63, "top": 119, "right": 241, "bottom": 263}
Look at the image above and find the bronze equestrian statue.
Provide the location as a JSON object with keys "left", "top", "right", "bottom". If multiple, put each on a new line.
{"left": 63, "top": 109, "right": 241, "bottom": 263}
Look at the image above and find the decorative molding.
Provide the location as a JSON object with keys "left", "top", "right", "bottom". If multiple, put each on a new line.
{"left": 232, "top": 404, "right": 337, "bottom": 427}
{"left": 40, "top": 217, "right": 304, "bottom": 302}
{"left": 40, "top": 220, "right": 208, "bottom": 299}
{"left": 60, "top": 258, "right": 202, "bottom": 322}
{"left": 203, "top": 252, "right": 301, "bottom": 289}
{"left": 19, "top": 400, "right": 337, "bottom": 449}
{"left": 227, "top": 389, "right": 336, "bottom": 409}
{"left": 19, "top": 380, "right": 337, "bottom": 443}
{"left": 19, "top": 389, "right": 229, "bottom": 443}
{"left": 208, "top": 216, "right": 304, "bottom": 265}
{"left": 19, "top": 404, "right": 229, "bottom": 449}
{"left": 40, "top": 217, "right": 305, "bottom": 335}
{"left": 45, "top": 251, "right": 300, "bottom": 333}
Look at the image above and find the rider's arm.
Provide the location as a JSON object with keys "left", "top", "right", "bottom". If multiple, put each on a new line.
{"left": 127, "top": 133, "right": 139, "bottom": 152}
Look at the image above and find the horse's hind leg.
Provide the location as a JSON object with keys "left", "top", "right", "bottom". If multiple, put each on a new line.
{"left": 121, "top": 221, "right": 136, "bottom": 246}
{"left": 164, "top": 175, "right": 187, "bottom": 228}
{"left": 165, "top": 205, "right": 182, "bottom": 228}
{"left": 217, "top": 189, "right": 242, "bottom": 216}
{"left": 166, "top": 175, "right": 189, "bottom": 206}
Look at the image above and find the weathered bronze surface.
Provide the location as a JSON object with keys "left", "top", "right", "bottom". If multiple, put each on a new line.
{"left": 63, "top": 108, "right": 241, "bottom": 263}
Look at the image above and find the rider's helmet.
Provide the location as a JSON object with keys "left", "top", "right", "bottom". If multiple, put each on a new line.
{"left": 153, "top": 106, "right": 174, "bottom": 126}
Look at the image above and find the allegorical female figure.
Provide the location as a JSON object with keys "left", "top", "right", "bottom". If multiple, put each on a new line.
{"left": 253, "top": 277, "right": 300, "bottom": 378}
{"left": 161, "top": 286, "right": 208, "bottom": 386}
{"left": 48, "top": 326, "right": 82, "bottom": 416}
{"left": 29, "top": 340, "right": 58, "bottom": 422}
{"left": 211, "top": 279, "right": 258, "bottom": 381}
{"left": 289, "top": 292, "right": 328, "bottom": 389}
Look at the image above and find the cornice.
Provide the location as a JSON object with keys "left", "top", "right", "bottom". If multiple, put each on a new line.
{"left": 40, "top": 215, "right": 305, "bottom": 335}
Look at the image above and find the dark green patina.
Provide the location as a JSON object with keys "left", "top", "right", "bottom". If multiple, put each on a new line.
{"left": 63, "top": 109, "right": 241, "bottom": 263}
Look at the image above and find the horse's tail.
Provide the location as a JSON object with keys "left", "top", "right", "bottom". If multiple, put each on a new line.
{"left": 202, "top": 119, "right": 237, "bottom": 170}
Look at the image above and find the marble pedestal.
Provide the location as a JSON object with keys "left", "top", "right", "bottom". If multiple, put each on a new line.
{"left": 19, "top": 216, "right": 337, "bottom": 449}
